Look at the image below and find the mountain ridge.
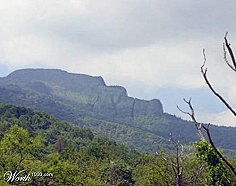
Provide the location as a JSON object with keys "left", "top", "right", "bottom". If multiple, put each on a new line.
{"left": 0, "top": 68, "right": 235, "bottom": 153}
{"left": 1, "top": 69, "right": 163, "bottom": 118}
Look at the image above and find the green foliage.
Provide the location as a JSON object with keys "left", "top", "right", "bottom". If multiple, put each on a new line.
{"left": 101, "top": 160, "right": 134, "bottom": 186}
{"left": 133, "top": 154, "right": 172, "bottom": 186}
{"left": 0, "top": 104, "right": 140, "bottom": 185}
{"left": 194, "top": 140, "right": 230, "bottom": 186}
{"left": 0, "top": 124, "right": 44, "bottom": 172}
{"left": 1, "top": 71, "right": 236, "bottom": 154}
{"left": 38, "top": 153, "right": 79, "bottom": 186}
{"left": 0, "top": 103, "right": 235, "bottom": 185}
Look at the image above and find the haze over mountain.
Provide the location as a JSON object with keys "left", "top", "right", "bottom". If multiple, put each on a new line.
{"left": 0, "top": 69, "right": 235, "bottom": 153}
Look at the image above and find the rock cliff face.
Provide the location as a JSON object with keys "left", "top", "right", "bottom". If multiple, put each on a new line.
{"left": 92, "top": 86, "right": 163, "bottom": 118}
{"left": 0, "top": 69, "right": 163, "bottom": 118}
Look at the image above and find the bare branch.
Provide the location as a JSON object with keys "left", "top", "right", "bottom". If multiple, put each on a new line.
{"left": 167, "top": 134, "right": 184, "bottom": 186}
{"left": 224, "top": 32, "right": 236, "bottom": 70}
{"left": 177, "top": 105, "right": 191, "bottom": 118}
{"left": 202, "top": 48, "right": 206, "bottom": 69}
{"left": 202, "top": 124, "right": 236, "bottom": 176}
{"left": 158, "top": 152, "right": 177, "bottom": 169}
{"left": 177, "top": 99, "right": 204, "bottom": 139}
{"left": 201, "top": 50, "right": 236, "bottom": 117}
{"left": 179, "top": 98, "right": 236, "bottom": 176}
{"left": 190, "top": 164, "right": 205, "bottom": 186}
{"left": 178, "top": 34, "right": 236, "bottom": 177}
{"left": 223, "top": 43, "right": 236, "bottom": 71}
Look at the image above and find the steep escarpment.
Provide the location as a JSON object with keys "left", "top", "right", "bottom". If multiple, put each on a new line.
{"left": 0, "top": 69, "right": 236, "bottom": 153}
{"left": 92, "top": 85, "right": 163, "bottom": 119}
{"left": 0, "top": 69, "right": 163, "bottom": 119}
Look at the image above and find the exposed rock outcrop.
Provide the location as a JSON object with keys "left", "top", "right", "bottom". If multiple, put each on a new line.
{"left": 0, "top": 69, "right": 163, "bottom": 118}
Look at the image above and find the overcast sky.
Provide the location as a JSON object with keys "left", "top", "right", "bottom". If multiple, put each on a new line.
{"left": 0, "top": 0, "right": 236, "bottom": 126}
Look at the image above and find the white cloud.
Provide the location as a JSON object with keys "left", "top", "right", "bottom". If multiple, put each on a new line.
{"left": 67, "top": 40, "right": 206, "bottom": 89}
{"left": 1, "top": 0, "right": 236, "bottom": 126}
{"left": 198, "top": 110, "right": 236, "bottom": 127}
{"left": 179, "top": 109, "right": 236, "bottom": 127}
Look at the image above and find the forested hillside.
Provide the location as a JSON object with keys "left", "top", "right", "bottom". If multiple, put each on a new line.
{"left": 0, "top": 103, "right": 236, "bottom": 185}
{"left": 0, "top": 69, "right": 236, "bottom": 153}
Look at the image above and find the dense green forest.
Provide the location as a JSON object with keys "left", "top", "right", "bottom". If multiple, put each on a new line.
{"left": 0, "top": 103, "right": 236, "bottom": 185}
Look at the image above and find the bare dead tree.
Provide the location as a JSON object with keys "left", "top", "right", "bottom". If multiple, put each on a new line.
{"left": 178, "top": 33, "right": 236, "bottom": 176}
{"left": 169, "top": 134, "right": 184, "bottom": 186}
{"left": 157, "top": 134, "right": 186, "bottom": 186}
{"left": 157, "top": 132, "right": 206, "bottom": 185}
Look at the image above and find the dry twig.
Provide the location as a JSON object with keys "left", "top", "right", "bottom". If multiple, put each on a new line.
{"left": 201, "top": 49, "right": 236, "bottom": 117}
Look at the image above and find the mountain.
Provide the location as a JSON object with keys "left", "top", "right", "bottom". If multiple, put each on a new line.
{"left": 0, "top": 69, "right": 236, "bottom": 153}
{"left": 0, "top": 69, "right": 163, "bottom": 119}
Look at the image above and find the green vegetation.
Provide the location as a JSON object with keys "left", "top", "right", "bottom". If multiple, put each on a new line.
{"left": 0, "top": 104, "right": 139, "bottom": 185}
{"left": 194, "top": 140, "right": 230, "bottom": 185}
{"left": 0, "top": 69, "right": 235, "bottom": 154}
{"left": 0, "top": 103, "right": 235, "bottom": 185}
{"left": 1, "top": 82, "right": 236, "bottom": 155}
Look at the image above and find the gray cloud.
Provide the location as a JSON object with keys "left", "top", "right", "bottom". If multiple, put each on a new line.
{"left": 6, "top": 0, "right": 234, "bottom": 51}
{"left": 0, "top": 0, "right": 236, "bottom": 125}
{"left": 1, "top": 0, "right": 236, "bottom": 84}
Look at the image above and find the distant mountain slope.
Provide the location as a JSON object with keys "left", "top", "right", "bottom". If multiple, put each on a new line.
{"left": 0, "top": 69, "right": 235, "bottom": 153}
{"left": 1, "top": 69, "right": 163, "bottom": 119}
